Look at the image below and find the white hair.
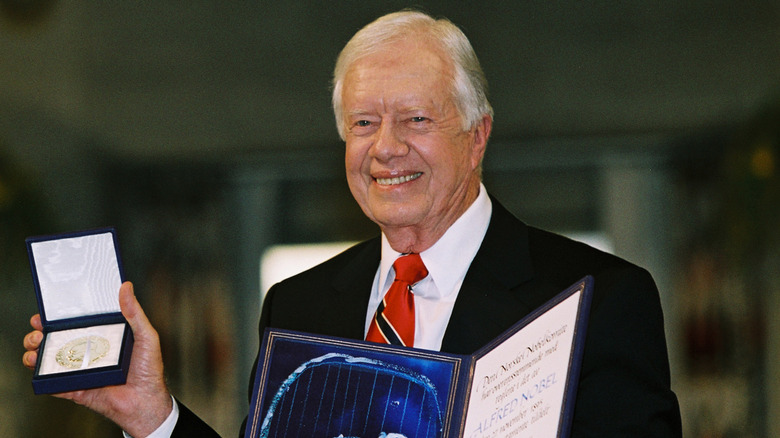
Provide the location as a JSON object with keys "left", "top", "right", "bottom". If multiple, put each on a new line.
{"left": 331, "top": 10, "right": 493, "bottom": 140}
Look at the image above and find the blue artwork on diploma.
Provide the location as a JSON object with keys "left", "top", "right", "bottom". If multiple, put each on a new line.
{"left": 249, "top": 333, "right": 463, "bottom": 438}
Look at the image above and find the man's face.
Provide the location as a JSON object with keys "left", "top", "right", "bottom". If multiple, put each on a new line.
{"left": 341, "top": 39, "right": 489, "bottom": 245}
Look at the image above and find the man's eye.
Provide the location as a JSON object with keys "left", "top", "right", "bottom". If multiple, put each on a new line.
{"left": 356, "top": 120, "right": 372, "bottom": 127}
{"left": 410, "top": 117, "right": 428, "bottom": 123}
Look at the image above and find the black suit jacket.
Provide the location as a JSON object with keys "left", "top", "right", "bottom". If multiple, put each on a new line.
{"left": 175, "top": 198, "right": 682, "bottom": 437}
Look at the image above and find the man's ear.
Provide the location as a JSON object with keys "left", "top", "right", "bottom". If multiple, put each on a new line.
{"left": 471, "top": 114, "right": 492, "bottom": 169}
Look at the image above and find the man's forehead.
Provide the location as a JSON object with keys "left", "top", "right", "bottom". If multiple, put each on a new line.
{"left": 346, "top": 60, "right": 450, "bottom": 100}
{"left": 343, "top": 69, "right": 450, "bottom": 112}
{"left": 349, "top": 38, "right": 451, "bottom": 78}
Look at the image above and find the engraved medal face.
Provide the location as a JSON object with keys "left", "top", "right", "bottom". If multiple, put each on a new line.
{"left": 55, "top": 335, "right": 111, "bottom": 370}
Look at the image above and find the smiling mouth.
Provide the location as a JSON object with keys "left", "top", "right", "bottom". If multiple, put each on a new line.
{"left": 375, "top": 172, "right": 423, "bottom": 186}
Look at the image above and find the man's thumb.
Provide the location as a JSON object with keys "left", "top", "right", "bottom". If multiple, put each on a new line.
{"left": 118, "top": 282, "right": 152, "bottom": 336}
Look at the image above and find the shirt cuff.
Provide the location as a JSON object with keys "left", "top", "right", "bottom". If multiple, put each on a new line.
{"left": 122, "top": 395, "right": 179, "bottom": 438}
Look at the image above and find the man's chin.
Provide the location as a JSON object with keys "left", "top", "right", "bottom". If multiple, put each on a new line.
{"left": 367, "top": 203, "right": 425, "bottom": 228}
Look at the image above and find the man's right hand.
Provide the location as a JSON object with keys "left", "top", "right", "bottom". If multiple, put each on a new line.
{"left": 22, "top": 282, "right": 174, "bottom": 438}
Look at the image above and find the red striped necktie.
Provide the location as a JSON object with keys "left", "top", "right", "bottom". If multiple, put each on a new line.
{"left": 366, "top": 253, "right": 428, "bottom": 347}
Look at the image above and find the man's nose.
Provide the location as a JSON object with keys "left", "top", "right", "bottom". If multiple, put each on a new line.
{"left": 370, "top": 121, "right": 409, "bottom": 161}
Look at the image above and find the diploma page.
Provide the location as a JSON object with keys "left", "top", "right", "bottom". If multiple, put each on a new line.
{"left": 461, "top": 277, "right": 592, "bottom": 438}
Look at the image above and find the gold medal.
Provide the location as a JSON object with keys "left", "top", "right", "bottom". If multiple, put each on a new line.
{"left": 55, "top": 335, "right": 111, "bottom": 370}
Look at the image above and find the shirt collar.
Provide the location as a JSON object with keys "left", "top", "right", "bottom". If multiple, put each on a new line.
{"left": 379, "top": 183, "right": 493, "bottom": 298}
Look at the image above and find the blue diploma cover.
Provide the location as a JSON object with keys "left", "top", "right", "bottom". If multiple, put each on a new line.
{"left": 246, "top": 276, "right": 593, "bottom": 438}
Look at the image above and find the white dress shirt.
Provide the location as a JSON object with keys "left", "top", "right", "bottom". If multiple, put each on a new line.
{"left": 364, "top": 183, "right": 492, "bottom": 351}
{"left": 131, "top": 184, "right": 492, "bottom": 437}
{"left": 122, "top": 395, "right": 179, "bottom": 438}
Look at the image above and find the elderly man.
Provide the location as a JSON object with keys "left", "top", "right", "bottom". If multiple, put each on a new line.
{"left": 23, "top": 10, "right": 682, "bottom": 437}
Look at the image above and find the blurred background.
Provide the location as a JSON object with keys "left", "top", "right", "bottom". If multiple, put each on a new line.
{"left": 1, "top": 1, "right": 778, "bottom": 436}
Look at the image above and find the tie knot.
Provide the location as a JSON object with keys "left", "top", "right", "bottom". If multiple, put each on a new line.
{"left": 392, "top": 253, "right": 428, "bottom": 284}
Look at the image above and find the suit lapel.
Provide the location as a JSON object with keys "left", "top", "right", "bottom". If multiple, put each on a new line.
{"left": 441, "top": 199, "right": 536, "bottom": 354}
{"left": 330, "top": 238, "right": 382, "bottom": 340}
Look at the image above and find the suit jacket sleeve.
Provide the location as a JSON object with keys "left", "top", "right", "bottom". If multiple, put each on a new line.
{"left": 170, "top": 399, "right": 221, "bottom": 437}
{"left": 571, "top": 267, "right": 681, "bottom": 437}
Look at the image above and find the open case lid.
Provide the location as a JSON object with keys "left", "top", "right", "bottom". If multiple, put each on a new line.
{"left": 26, "top": 228, "right": 125, "bottom": 326}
